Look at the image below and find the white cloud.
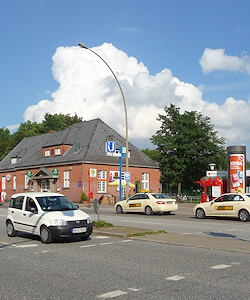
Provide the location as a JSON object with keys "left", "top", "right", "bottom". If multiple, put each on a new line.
{"left": 7, "top": 124, "right": 20, "bottom": 133}
{"left": 23, "top": 43, "right": 250, "bottom": 150}
{"left": 199, "top": 48, "right": 250, "bottom": 75}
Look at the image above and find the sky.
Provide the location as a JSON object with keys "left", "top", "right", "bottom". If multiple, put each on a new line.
{"left": 0, "top": 0, "right": 250, "bottom": 158}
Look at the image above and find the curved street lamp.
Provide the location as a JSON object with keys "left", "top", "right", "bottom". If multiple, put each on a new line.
{"left": 78, "top": 43, "right": 129, "bottom": 199}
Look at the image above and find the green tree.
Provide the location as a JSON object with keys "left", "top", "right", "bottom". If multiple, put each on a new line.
{"left": 0, "top": 113, "right": 83, "bottom": 160}
{"left": 0, "top": 128, "right": 12, "bottom": 160}
{"left": 142, "top": 148, "right": 161, "bottom": 162}
{"left": 10, "top": 120, "right": 41, "bottom": 148}
{"left": 40, "top": 113, "right": 82, "bottom": 133}
{"left": 151, "top": 104, "right": 227, "bottom": 194}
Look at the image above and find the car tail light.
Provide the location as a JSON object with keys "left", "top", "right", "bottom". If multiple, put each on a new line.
{"left": 175, "top": 201, "right": 177, "bottom": 204}
{"left": 156, "top": 201, "right": 165, "bottom": 204}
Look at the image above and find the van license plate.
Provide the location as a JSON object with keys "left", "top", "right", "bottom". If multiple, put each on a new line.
{"left": 72, "top": 227, "right": 87, "bottom": 234}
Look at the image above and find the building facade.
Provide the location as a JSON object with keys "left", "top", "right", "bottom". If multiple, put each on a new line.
{"left": 0, "top": 119, "right": 161, "bottom": 203}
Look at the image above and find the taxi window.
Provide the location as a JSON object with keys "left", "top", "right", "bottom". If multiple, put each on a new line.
{"left": 140, "top": 194, "right": 149, "bottom": 200}
{"left": 129, "top": 194, "right": 140, "bottom": 200}
{"left": 233, "top": 195, "right": 244, "bottom": 201}
{"left": 9, "top": 196, "right": 24, "bottom": 209}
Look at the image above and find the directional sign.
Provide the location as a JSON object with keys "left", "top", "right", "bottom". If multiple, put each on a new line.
{"left": 106, "top": 141, "right": 116, "bottom": 154}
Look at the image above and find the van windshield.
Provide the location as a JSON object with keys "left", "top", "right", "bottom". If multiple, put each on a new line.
{"left": 36, "top": 196, "right": 78, "bottom": 211}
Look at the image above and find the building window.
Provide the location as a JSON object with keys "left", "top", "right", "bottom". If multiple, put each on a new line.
{"left": 55, "top": 148, "right": 61, "bottom": 155}
{"left": 44, "top": 150, "right": 50, "bottom": 157}
{"left": 2, "top": 177, "right": 6, "bottom": 190}
{"left": 13, "top": 176, "right": 16, "bottom": 190}
{"left": 98, "top": 170, "right": 107, "bottom": 193}
{"left": 98, "top": 170, "right": 107, "bottom": 179}
{"left": 24, "top": 175, "right": 29, "bottom": 189}
{"left": 98, "top": 181, "right": 107, "bottom": 193}
{"left": 142, "top": 173, "right": 149, "bottom": 191}
{"left": 64, "top": 171, "right": 70, "bottom": 188}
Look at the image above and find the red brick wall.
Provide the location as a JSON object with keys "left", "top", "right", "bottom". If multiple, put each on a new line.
{"left": 0, "top": 163, "right": 160, "bottom": 203}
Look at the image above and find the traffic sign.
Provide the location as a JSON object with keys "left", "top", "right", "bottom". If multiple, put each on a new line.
{"left": 124, "top": 171, "right": 130, "bottom": 181}
{"left": 106, "top": 141, "right": 116, "bottom": 154}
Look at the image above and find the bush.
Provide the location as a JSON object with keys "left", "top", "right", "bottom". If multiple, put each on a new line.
{"left": 80, "top": 192, "right": 89, "bottom": 203}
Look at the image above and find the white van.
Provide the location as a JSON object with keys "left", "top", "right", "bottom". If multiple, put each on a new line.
{"left": 6, "top": 192, "right": 93, "bottom": 243}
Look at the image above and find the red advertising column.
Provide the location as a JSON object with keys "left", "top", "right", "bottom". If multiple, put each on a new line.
{"left": 227, "top": 146, "right": 246, "bottom": 193}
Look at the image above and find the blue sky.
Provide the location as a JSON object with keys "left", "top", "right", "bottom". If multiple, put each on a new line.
{"left": 0, "top": 0, "right": 249, "bottom": 156}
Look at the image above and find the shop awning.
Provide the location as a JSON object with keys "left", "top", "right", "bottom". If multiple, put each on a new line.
{"left": 200, "top": 176, "right": 223, "bottom": 186}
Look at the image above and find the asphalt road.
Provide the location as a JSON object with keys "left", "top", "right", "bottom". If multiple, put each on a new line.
{"left": 1, "top": 205, "right": 250, "bottom": 299}
{"left": 87, "top": 204, "right": 250, "bottom": 243}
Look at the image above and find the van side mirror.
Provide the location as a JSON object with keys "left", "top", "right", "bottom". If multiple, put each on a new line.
{"left": 30, "top": 207, "right": 38, "bottom": 214}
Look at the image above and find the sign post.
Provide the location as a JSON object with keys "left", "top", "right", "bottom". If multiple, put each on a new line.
{"left": 119, "top": 146, "right": 127, "bottom": 201}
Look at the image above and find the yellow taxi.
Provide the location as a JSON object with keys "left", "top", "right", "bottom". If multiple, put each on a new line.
{"left": 193, "top": 193, "right": 250, "bottom": 222}
{"left": 115, "top": 193, "right": 178, "bottom": 215}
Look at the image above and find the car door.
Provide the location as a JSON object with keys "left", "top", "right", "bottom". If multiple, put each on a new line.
{"left": 8, "top": 195, "right": 25, "bottom": 231}
{"left": 22, "top": 196, "right": 41, "bottom": 235}
{"left": 230, "top": 194, "right": 245, "bottom": 217}
{"left": 126, "top": 194, "right": 142, "bottom": 212}
{"left": 207, "top": 194, "right": 233, "bottom": 217}
{"left": 138, "top": 193, "right": 150, "bottom": 212}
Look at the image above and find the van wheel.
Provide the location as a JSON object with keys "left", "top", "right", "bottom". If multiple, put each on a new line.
{"left": 6, "top": 220, "right": 16, "bottom": 237}
{"left": 40, "top": 226, "right": 52, "bottom": 244}
{"left": 238, "top": 209, "right": 249, "bottom": 222}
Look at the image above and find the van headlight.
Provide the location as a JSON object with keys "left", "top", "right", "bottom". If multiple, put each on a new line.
{"left": 87, "top": 217, "right": 91, "bottom": 224}
{"left": 54, "top": 219, "right": 68, "bottom": 226}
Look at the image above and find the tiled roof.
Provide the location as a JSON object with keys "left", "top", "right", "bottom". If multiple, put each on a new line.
{"left": 0, "top": 119, "right": 159, "bottom": 171}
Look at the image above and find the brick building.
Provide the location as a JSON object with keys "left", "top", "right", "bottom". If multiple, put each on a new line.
{"left": 0, "top": 119, "right": 161, "bottom": 203}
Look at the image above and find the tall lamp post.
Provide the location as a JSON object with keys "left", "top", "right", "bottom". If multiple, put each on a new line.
{"left": 78, "top": 43, "right": 129, "bottom": 199}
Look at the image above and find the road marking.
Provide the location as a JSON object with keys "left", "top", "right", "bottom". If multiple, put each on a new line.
{"left": 100, "top": 242, "right": 114, "bottom": 246}
{"left": 127, "top": 288, "right": 141, "bottom": 291}
{"left": 97, "top": 290, "right": 127, "bottom": 299}
{"left": 80, "top": 244, "right": 97, "bottom": 248}
{"left": 12, "top": 244, "right": 38, "bottom": 248}
{"left": 182, "top": 233, "right": 191, "bottom": 235}
{"left": 93, "top": 236, "right": 111, "bottom": 239}
{"left": 166, "top": 275, "right": 185, "bottom": 281}
{"left": 42, "top": 250, "right": 50, "bottom": 253}
{"left": 211, "top": 264, "right": 231, "bottom": 269}
{"left": 121, "top": 240, "right": 133, "bottom": 243}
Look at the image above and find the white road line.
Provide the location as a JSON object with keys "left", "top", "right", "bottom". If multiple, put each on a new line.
{"left": 12, "top": 244, "right": 38, "bottom": 248}
{"left": 93, "top": 236, "right": 111, "bottom": 239}
{"left": 97, "top": 290, "right": 127, "bottom": 299}
{"left": 211, "top": 264, "right": 231, "bottom": 269}
{"left": 166, "top": 275, "right": 185, "bottom": 281}
{"left": 182, "top": 233, "right": 191, "bottom": 235}
{"left": 121, "top": 240, "right": 133, "bottom": 243}
{"left": 127, "top": 288, "right": 141, "bottom": 292}
{"left": 80, "top": 244, "right": 97, "bottom": 248}
{"left": 100, "top": 242, "right": 114, "bottom": 246}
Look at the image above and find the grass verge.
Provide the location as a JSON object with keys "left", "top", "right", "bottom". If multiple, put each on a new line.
{"left": 128, "top": 230, "right": 167, "bottom": 237}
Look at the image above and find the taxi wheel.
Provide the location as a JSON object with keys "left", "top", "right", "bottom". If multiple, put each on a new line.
{"left": 116, "top": 205, "right": 123, "bottom": 214}
{"left": 145, "top": 206, "right": 153, "bottom": 216}
{"left": 40, "top": 225, "right": 52, "bottom": 244}
{"left": 6, "top": 220, "right": 17, "bottom": 237}
{"left": 196, "top": 208, "right": 205, "bottom": 219}
{"left": 238, "top": 209, "right": 249, "bottom": 222}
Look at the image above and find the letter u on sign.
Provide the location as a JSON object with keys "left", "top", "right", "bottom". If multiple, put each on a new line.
{"left": 106, "top": 141, "right": 116, "bottom": 153}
